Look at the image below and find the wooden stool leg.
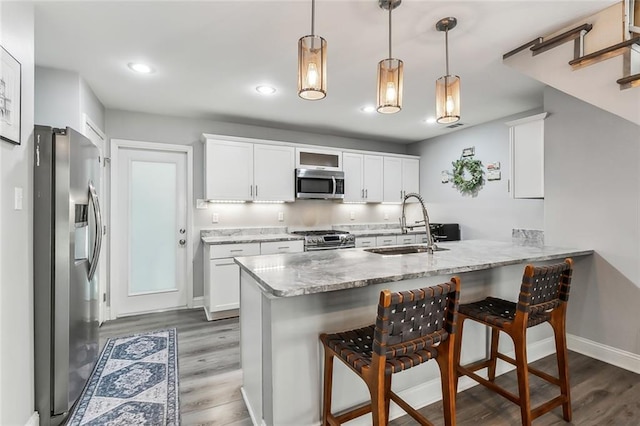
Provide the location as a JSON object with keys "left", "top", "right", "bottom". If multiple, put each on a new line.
{"left": 512, "top": 332, "right": 532, "bottom": 426}
{"left": 551, "top": 311, "right": 572, "bottom": 421}
{"left": 453, "top": 316, "right": 466, "bottom": 394}
{"left": 367, "top": 374, "right": 388, "bottom": 426}
{"left": 437, "top": 339, "right": 457, "bottom": 426}
{"left": 488, "top": 327, "right": 500, "bottom": 382}
{"left": 322, "top": 350, "right": 335, "bottom": 425}
{"left": 384, "top": 375, "right": 392, "bottom": 421}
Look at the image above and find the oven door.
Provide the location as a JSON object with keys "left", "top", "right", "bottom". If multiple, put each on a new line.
{"left": 296, "top": 169, "right": 345, "bottom": 199}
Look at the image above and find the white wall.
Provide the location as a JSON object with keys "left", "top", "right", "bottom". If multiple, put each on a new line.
{"left": 543, "top": 86, "right": 640, "bottom": 355}
{"left": 0, "top": 2, "right": 36, "bottom": 425}
{"left": 406, "top": 110, "right": 545, "bottom": 241}
{"left": 35, "top": 66, "right": 105, "bottom": 132}
{"left": 105, "top": 109, "right": 408, "bottom": 298}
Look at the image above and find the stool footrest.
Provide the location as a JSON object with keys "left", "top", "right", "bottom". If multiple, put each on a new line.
{"left": 333, "top": 402, "right": 372, "bottom": 423}
{"left": 389, "top": 391, "right": 435, "bottom": 426}
{"left": 496, "top": 353, "right": 562, "bottom": 386}
{"left": 531, "top": 395, "right": 567, "bottom": 420}
{"left": 457, "top": 364, "right": 520, "bottom": 404}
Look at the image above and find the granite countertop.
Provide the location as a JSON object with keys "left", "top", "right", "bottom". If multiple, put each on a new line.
{"left": 201, "top": 233, "right": 304, "bottom": 245}
{"left": 346, "top": 229, "right": 427, "bottom": 237}
{"left": 234, "top": 240, "right": 593, "bottom": 298}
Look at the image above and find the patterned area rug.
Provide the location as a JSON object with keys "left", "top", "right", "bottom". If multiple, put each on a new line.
{"left": 67, "top": 328, "right": 179, "bottom": 425}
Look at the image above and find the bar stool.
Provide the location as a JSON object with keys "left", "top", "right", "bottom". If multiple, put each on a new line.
{"left": 320, "top": 277, "right": 461, "bottom": 426}
{"left": 454, "top": 259, "right": 573, "bottom": 426}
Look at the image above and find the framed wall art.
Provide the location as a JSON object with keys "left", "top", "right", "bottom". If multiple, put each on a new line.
{"left": 1, "top": 45, "right": 21, "bottom": 145}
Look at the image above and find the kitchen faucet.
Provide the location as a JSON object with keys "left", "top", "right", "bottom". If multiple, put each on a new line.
{"left": 399, "top": 192, "right": 437, "bottom": 253}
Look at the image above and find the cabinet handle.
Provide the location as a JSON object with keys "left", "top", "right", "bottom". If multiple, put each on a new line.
{"left": 361, "top": 189, "right": 364, "bottom": 198}
{"left": 255, "top": 185, "right": 258, "bottom": 197}
{"left": 230, "top": 249, "right": 244, "bottom": 253}
{"left": 215, "top": 262, "right": 236, "bottom": 267}
{"left": 250, "top": 185, "right": 253, "bottom": 196}
{"left": 365, "top": 189, "right": 368, "bottom": 198}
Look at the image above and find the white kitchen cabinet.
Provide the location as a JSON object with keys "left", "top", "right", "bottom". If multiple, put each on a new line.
{"left": 376, "top": 235, "right": 397, "bottom": 246}
{"left": 204, "top": 138, "right": 294, "bottom": 202}
{"left": 204, "top": 240, "right": 303, "bottom": 320}
{"left": 355, "top": 236, "right": 376, "bottom": 248}
{"left": 204, "top": 139, "right": 253, "bottom": 201}
{"left": 397, "top": 234, "right": 416, "bottom": 245}
{"left": 343, "top": 153, "right": 383, "bottom": 202}
{"left": 254, "top": 144, "right": 295, "bottom": 202}
{"left": 260, "top": 240, "right": 304, "bottom": 255}
{"left": 383, "top": 157, "right": 420, "bottom": 203}
{"left": 506, "top": 113, "right": 547, "bottom": 199}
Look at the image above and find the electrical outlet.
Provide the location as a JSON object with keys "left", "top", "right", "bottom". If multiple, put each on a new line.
{"left": 350, "top": 211, "right": 355, "bottom": 220}
{"left": 278, "top": 212, "right": 284, "bottom": 222}
{"left": 212, "top": 212, "right": 219, "bottom": 223}
{"left": 384, "top": 212, "right": 389, "bottom": 220}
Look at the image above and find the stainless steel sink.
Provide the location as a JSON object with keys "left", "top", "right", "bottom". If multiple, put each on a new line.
{"left": 364, "top": 245, "right": 449, "bottom": 255}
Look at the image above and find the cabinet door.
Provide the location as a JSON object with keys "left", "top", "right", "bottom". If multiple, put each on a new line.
{"left": 363, "top": 155, "right": 383, "bottom": 202}
{"left": 510, "top": 117, "right": 545, "bottom": 198}
{"left": 383, "top": 157, "right": 403, "bottom": 203}
{"left": 254, "top": 144, "right": 295, "bottom": 202}
{"left": 402, "top": 158, "right": 420, "bottom": 197}
{"left": 397, "top": 234, "right": 416, "bottom": 245}
{"left": 376, "top": 235, "right": 397, "bottom": 246}
{"left": 355, "top": 236, "right": 376, "bottom": 248}
{"left": 342, "top": 153, "right": 364, "bottom": 202}
{"left": 205, "top": 139, "right": 253, "bottom": 201}
{"left": 260, "top": 240, "right": 304, "bottom": 255}
{"left": 209, "top": 258, "right": 240, "bottom": 312}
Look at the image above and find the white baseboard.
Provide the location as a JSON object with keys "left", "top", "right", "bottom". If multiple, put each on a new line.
{"left": 25, "top": 412, "right": 39, "bottom": 426}
{"left": 241, "top": 386, "right": 266, "bottom": 426}
{"left": 568, "top": 334, "right": 640, "bottom": 374}
{"left": 192, "top": 296, "right": 204, "bottom": 309}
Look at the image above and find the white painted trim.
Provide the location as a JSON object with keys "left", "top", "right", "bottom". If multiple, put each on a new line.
{"left": 192, "top": 296, "right": 204, "bottom": 309}
{"left": 504, "top": 112, "right": 548, "bottom": 127}
{"left": 25, "top": 412, "right": 39, "bottom": 426}
{"left": 241, "top": 387, "right": 267, "bottom": 426}
{"left": 109, "top": 139, "right": 194, "bottom": 319}
{"left": 568, "top": 334, "right": 640, "bottom": 374}
{"left": 81, "top": 113, "right": 106, "bottom": 149}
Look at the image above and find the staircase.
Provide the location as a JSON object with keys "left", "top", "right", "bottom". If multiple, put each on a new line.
{"left": 503, "top": 1, "right": 640, "bottom": 125}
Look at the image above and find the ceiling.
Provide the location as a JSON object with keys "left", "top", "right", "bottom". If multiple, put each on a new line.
{"left": 33, "top": 1, "right": 616, "bottom": 144}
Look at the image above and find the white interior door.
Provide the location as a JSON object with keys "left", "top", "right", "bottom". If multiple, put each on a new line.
{"left": 111, "top": 141, "right": 190, "bottom": 317}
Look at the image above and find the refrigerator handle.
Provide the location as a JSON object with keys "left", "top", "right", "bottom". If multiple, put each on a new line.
{"left": 88, "top": 181, "right": 103, "bottom": 281}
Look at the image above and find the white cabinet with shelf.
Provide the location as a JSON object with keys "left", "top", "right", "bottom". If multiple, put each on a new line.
{"left": 506, "top": 112, "right": 547, "bottom": 199}
{"left": 204, "top": 138, "right": 294, "bottom": 202}
{"left": 343, "top": 153, "right": 383, "bottom": 202}
{"left": 383, "top": 157, "right": 420, "bottom": 203}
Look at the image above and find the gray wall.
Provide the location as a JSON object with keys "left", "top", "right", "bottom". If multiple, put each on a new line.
{"left": 105, "top": 109, "right": 409, "bottom": 298}
{"left": 407, "top": 109, "right": 545, "bottom": 241}
{"left": 35, "top": 66, "right": 105, "bottom": 132}
{"left": 543, "top": 86, "right": 640, "bottom": 355}
{"left": 0, "top": 2, "right": 36, "bottom": 424}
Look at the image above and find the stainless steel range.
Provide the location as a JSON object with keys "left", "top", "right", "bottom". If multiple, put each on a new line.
{"left": 291, "top": 230, "right": 356, "bottom": 251}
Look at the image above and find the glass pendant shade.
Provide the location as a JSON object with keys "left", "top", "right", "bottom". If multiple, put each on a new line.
{"left": 377, "top": 58, "right": 403, "bottom": 114}
{"left": 436, "top": 75, "right": 460, "bottom": 124}
{"left": 298, "top": 35, "right": 327, "bottom": 100}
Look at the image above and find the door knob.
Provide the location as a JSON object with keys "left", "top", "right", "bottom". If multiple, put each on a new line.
{"left": 179, "top": 228, "right": 186, "bottom": 234}
{"left": 179, "top": 239, "right": 186, "bottom": 246}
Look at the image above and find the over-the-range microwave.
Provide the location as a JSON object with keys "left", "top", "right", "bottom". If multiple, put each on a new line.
{"left": 295, "top": 169, "right": 345, "bottom": 200}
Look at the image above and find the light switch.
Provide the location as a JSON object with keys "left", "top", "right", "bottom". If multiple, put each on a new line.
{"left": 384, "top": 212, "right": 389, "bottom": 220}
{"left": 212, "top": 212, "right": 219, "bottom": 223}
{"left": 278, "top": 212, "right": 284, "bottom": 222}
{"left": 14, "top": 187, "right": 23, "bottom": 210}
{"left": 350, "top": 211, "right": 355, "bottom": 220}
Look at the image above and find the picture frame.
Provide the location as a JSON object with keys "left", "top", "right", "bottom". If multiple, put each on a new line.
{"left": 1, "top": 45, "right": 21, "bottom": 145}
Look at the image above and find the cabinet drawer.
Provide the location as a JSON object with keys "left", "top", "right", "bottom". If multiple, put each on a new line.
{"left": 261, "top": 240, "right": 304, "bottom": 255}
{"left": 397, "top": 234, "right": 416, "bottom": 245}
{"left": 209, "top": 243, "right": 261, "bottom": 259}
{"left": 355, "top": 237, "right": 376, "bottom": 248}
{"left": 376, "top": 236, "right": 397, "bottom": 246}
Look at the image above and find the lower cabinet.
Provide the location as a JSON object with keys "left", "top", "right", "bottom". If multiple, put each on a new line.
{"left": 376, "top": 235, "right": 397, "bottom": 247}
{"left": 355, "top": 237, "right": 376, "bottom": 248}
{"left": 204, "top": 240, "right": 303, "bottom": 320}
{"left": 397, "top": 234, "right": 416, "bottom": 245}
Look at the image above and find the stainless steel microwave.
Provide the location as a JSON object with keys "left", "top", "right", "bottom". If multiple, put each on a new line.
{"left": 295, "top": 169, "right": 345, "bottom": 200}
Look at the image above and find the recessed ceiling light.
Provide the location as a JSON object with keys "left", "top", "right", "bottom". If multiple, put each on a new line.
{"left": 425, "top": 117, "right": 437, "bottom": 124}
{"left": 256, "top": 85, "right": 276, "bottom": 95}
{"left": 128, "top": 62, "right": 154, "bottom": 74}
{"left": 360, "top": 105, "right": 376, "bottom": 113}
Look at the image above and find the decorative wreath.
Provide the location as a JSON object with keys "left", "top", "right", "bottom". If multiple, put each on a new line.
{"left": 451, "top": 157, "right": 484, "bottom": 193}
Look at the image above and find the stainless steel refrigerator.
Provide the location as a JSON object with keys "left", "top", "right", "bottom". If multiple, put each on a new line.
{"left": 34, "top": 126, "right": 103, "bottom": 425}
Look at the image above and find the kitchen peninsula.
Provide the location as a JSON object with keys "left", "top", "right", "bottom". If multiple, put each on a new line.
{"left": 235, "top": 240, "right": 592, "bottom": 426}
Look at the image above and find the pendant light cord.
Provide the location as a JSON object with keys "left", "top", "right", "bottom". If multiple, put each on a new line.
{"left": 388, "top": 2, "right": 392, "bottom": 58}
{"left": 445, "top": 27, "right": 450, "bottom": 76}
{"left": 311, "top": 0, "right": 315, "bottom": 36}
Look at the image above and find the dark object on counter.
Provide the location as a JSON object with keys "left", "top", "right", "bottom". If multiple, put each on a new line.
{"left": 320, "top": 277, "right": 461, "bottom": 425}
{"left": 430, "top": 223, "right": 460, "bottom": 242}
{"left": 454, "top": 258, "right": 574, "bottom": 425}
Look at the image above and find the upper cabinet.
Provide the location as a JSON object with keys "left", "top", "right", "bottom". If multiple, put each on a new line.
{"left": 383, "top": 157, "right": 420, "bottom": 203}
{"left": 506, "top": 112, "right": 547, "bottom": 199}
{"left": 343, "top": 153, "right": 383, "bottom": 202}
{"left": 204, "top": 137, "right": 294, "bottom": 202}
{"left": 295, "top": 147, "right": 342, "bottom": 171}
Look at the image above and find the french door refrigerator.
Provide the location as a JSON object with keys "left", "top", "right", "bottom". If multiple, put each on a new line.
{"left": 34, "top": 126, "right": 103, "bottom": 425}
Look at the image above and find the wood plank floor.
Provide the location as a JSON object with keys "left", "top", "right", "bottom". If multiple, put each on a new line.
{"left": 99, "top": 309, "right": 640, "bottom": 426}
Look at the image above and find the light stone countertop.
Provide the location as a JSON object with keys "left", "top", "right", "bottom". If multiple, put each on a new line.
{"left": 201, "top": 234, "right": 304, "bottom": 245}
{"left": 234, "top": 240, "right": 593, "bottom": 298}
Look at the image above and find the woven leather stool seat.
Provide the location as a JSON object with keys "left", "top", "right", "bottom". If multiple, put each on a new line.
{"left": 320, "top": 279, "right": 460, "bottom": 426}
{"left": 454, "top": 259, "right": 574, "bottom": 426}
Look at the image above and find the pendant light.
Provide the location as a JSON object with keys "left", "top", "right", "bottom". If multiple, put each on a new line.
{"left": 377, "top": 0, "right": 403, "bottom": 114}
{"left": 298, "top": 0, "right": 327, "bottom": 100}
{"left": 435, "top": 17, "right": 460, "bottom": 124}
